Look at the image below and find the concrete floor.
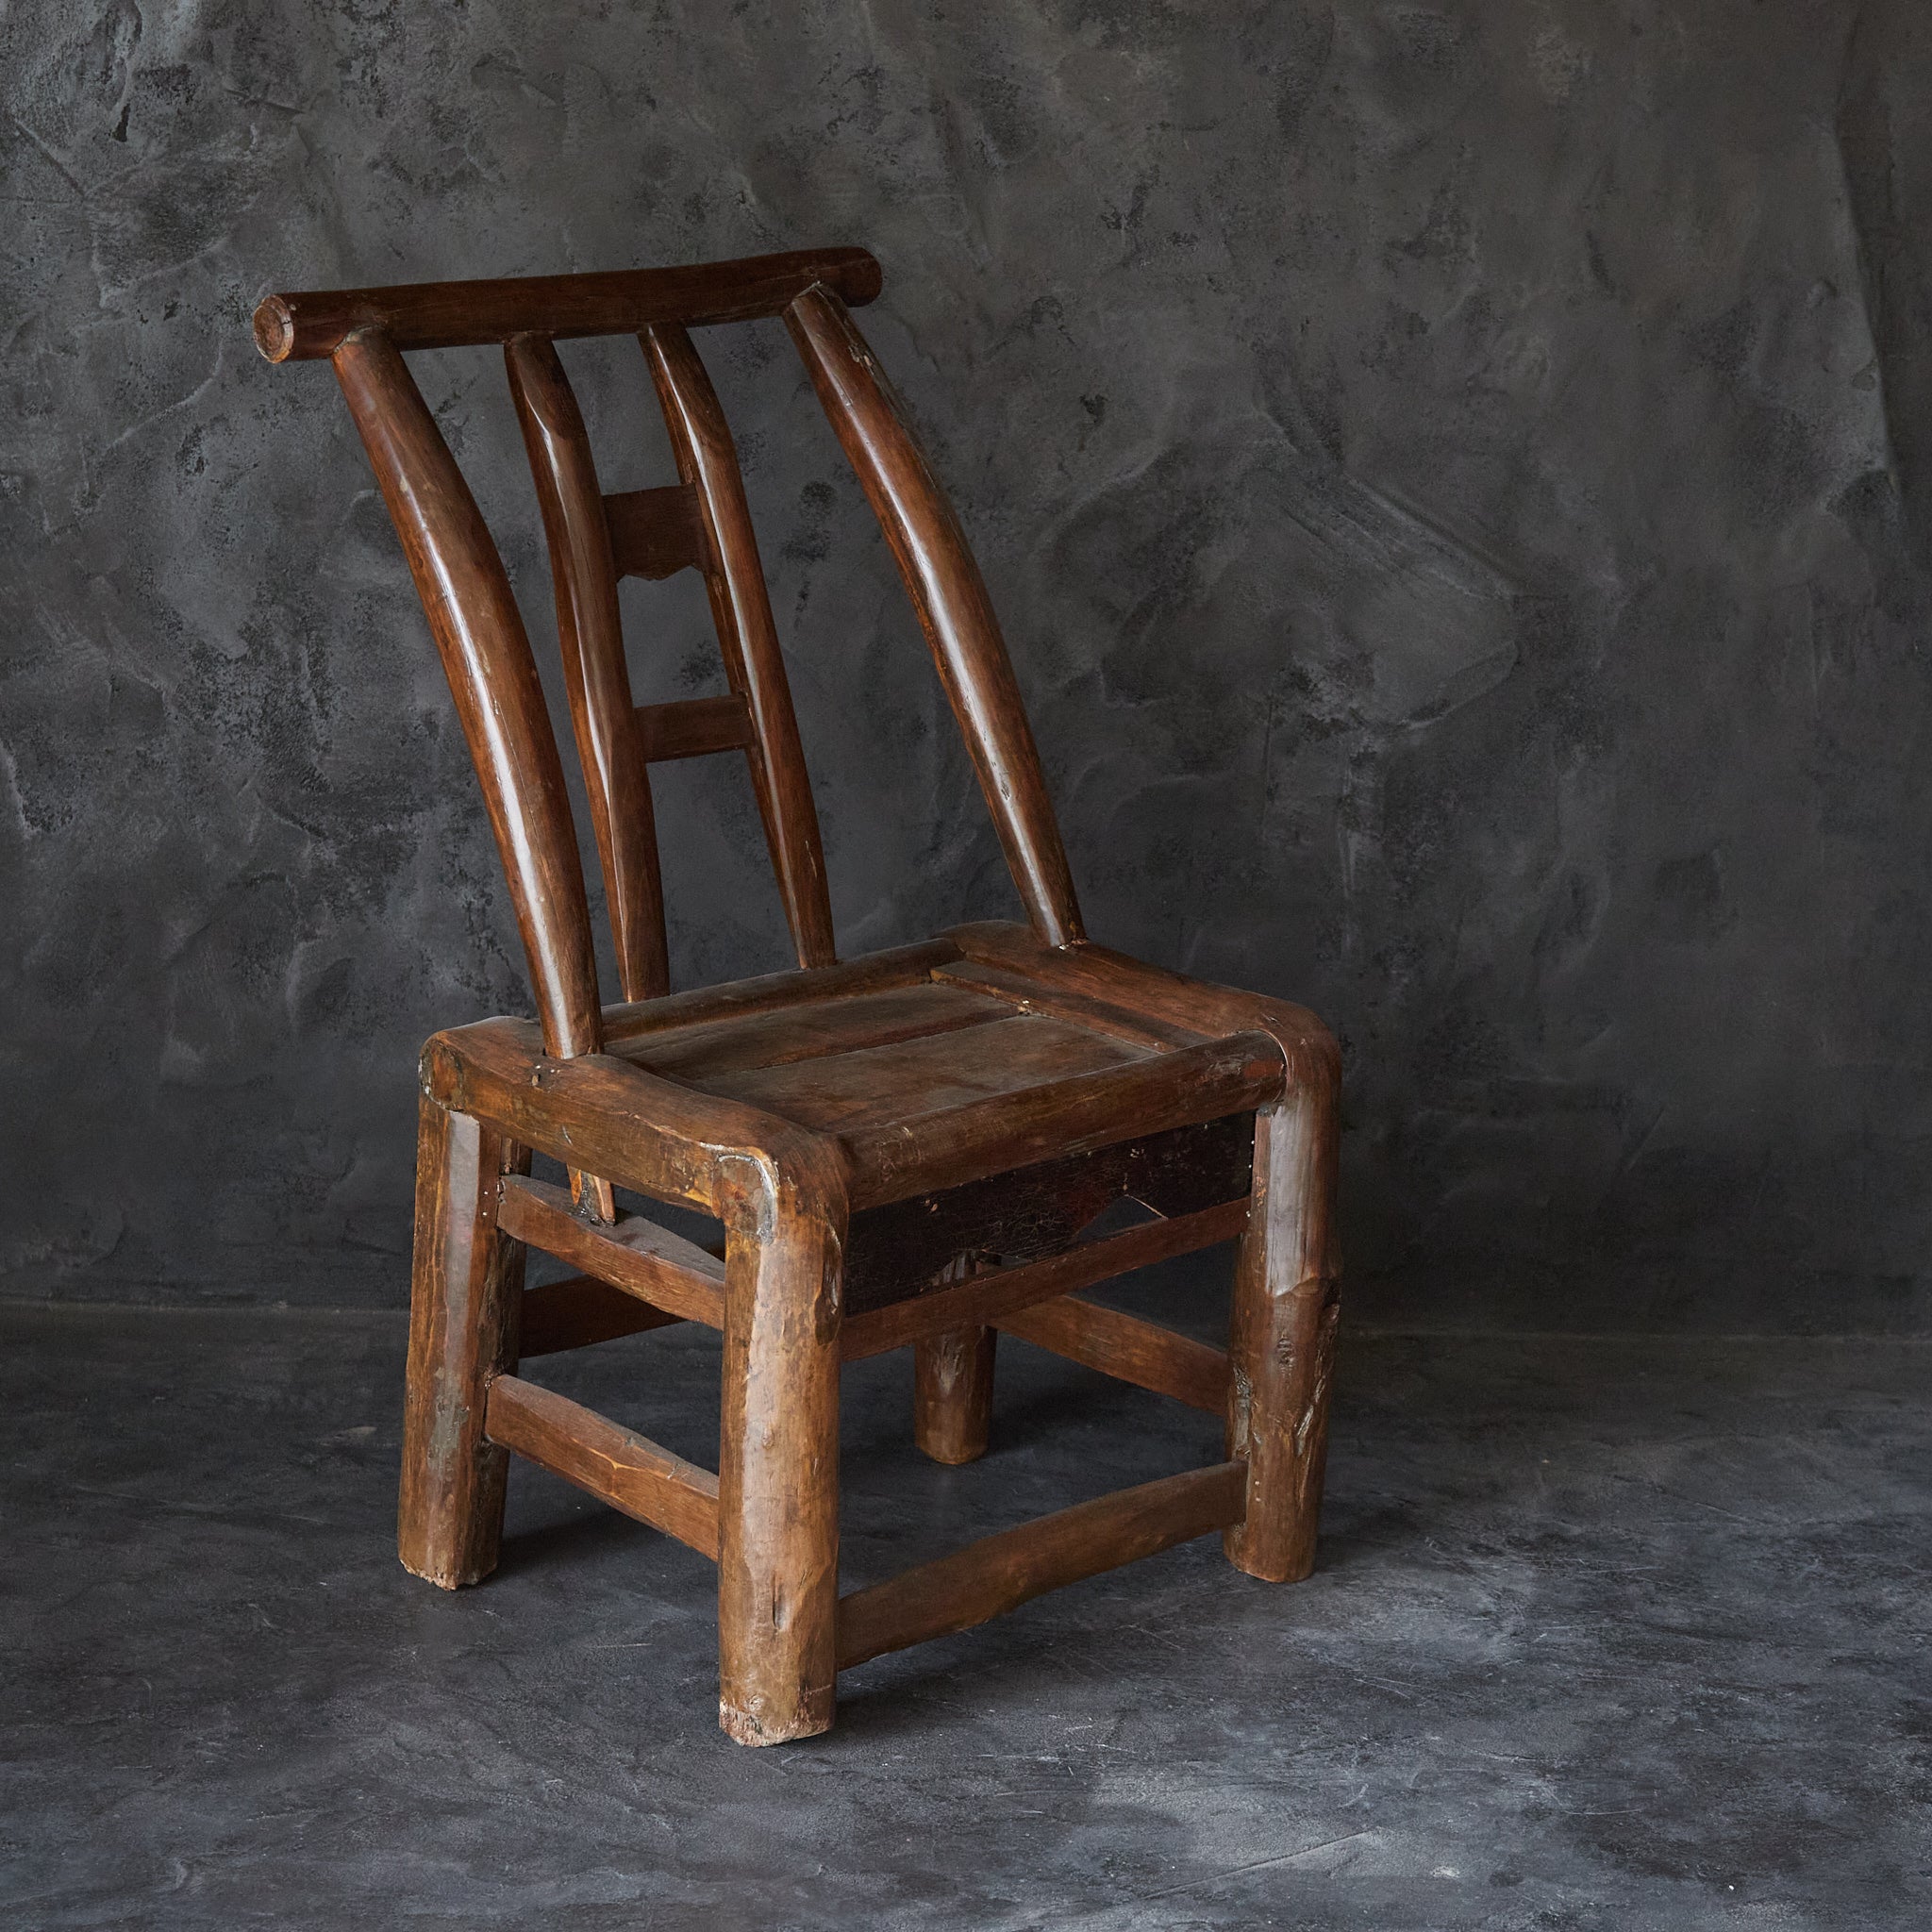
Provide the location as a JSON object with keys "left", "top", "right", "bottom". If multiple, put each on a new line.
{"left": 4, "top": 1280, "right": 1927, "bottom": 1930}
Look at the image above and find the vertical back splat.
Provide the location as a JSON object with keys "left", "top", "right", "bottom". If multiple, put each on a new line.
{"left": 506, "top": 335, "right": 672, "bottom": 1004}
{"left": 643, "top": 323, "right": 838, "bottom": 970}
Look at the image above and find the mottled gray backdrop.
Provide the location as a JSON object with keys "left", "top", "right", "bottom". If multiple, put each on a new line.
{"left": 6, "top": 1, "right": 1929, "bottom": 1330}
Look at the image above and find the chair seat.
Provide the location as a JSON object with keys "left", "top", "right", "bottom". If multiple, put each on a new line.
{"left": 623, "top": 989, "right": 1143, "bottom": 1130}
{"left": 423, "top": 925, "right": 1307, "bottom": 1224}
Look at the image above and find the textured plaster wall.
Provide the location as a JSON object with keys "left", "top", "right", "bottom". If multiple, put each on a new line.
{"left": 5, "top": 1, "right": 1930, "bottom": 1328}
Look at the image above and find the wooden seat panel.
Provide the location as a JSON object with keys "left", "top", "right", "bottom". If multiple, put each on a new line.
{"left": 691, "top": 1011, "right": 1151, "bottom": 1134}
{"left": 613, "top": 980, "right": 1012, "bottom": 1083}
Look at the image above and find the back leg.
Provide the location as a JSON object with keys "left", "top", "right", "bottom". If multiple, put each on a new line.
{"left": 1224, "top": 1080, "right": 1341, "bottom": 1583}
{"left": 398, "top": 1093, "right": 529, "bottom": 1588}
{"left": 914, "top": 1325, "right": 998, "bottom": 1465}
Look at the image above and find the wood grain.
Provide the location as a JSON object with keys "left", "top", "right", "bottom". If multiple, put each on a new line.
{"left": 1224, "top": 1086, "right": 1341, "bottom": 1584}
{"left": 716, "top": 1174, "right": 846, "bottom": 1745}
{"left": 838, "top": 1030, "right": 1283, "bottom": 1208}
{"left": 913, "top": 1324, "right": 998, "bottom": 1464}
{"left": 485, "top": 1374, "right": 720, "bottom": 1558}
{"left": 841, "top": 1109, "right": 1252, "bottom": 1314}
{"left": 605, "top": 483, "right": 708, "bottom": 581}
{"left": 398, "top": 1098, "right": 527, "bottom": 1588}
{"left": 497, "top": 1174, "right": 725, "bottom": 1327}
{"left": 634, "top": 692, "right": 755, "bottom": 763}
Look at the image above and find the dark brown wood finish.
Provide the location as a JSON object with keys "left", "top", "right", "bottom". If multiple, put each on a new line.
{"left": 840, "top": 1197, "right": 1251, "bottom": 1361}
{"left": 784, "top": 284, "right": 1084, "bottom": 950}
{"left": 635, "top": 692, "right": 755, "bottom": 763}
{"left": 256, "top": 246, "right": 881, "bottom": 362}
{"left": 507, "top": 335, "right": 669, "bottom": 1004}
{"left": 485, "top": 1374, "right": 721, "bottom": 1558}
{"left": 604, "top": 483, "right": 708, "bottom": 581}
{"left": 262, "top": 250, "right": 1343, "bottom": 1746}
{"left": 644, "top": 322, "right": 836, "bottom": 970}
{"left": 496, "top": 1174, "right": 725, "bottom": 1327}
{"left": 332, "top": 330, "right": 602, "bottom": 1060}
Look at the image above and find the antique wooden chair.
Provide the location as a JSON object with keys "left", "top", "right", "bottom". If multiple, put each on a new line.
{"left": 253, "top": 247, "right": 1341, "bottom": 1744}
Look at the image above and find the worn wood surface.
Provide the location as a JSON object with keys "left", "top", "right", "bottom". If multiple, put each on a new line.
{"left": 1224, "top": 1086, "right": 1342, "bottom": 1584}
{"left": 997, "top": 1296, "right": 1230, "bottom": 1414}
{"left": 597, "top": 940, "right": 962, "bottom": 1046}
{"left": 420, "top": 1017, "right": 808, "bottom": 1212}
{"left": 841, "top": 1110, "right": 1252, "bottom": 1312}
{"left": 704, "top": 1012, "right": 1145, "bottom": 1136}
{"left": 624, "top": 982, "right": 1008, "bottom": 1087}
{"left": 497, "top": 1174, "right": 725, "bottom": 1327}
{"left": 932, "top": 959, "right": 1207, "bottom": 1051}
{"left": 716, "top": 1172, "right": 846, "bottom": 1745}
{"left": 255, "top": 245, "right": 881, "bottom": 362}
{"left": 837, "top": 1459, "right": 1248, "bottom": 1670}
{"left": 912, "top": 1324, "right": 998, "bottom": 1464}
{"left": 838, "top": 1030, "right": 1283, "bottom": 1208}
{"left": 485, "top": 1374, "right": 721, "bottom": 1558}
{"left": 949, "top": 921, "right": 1341, "bottom": 1096}
{"left": 397, "top": 1098, "right": 527, "bottom": 1589}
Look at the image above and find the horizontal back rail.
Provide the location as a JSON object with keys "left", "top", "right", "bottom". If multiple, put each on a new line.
{"left": 256, "top": 246, "right": 881, "bottom": 362}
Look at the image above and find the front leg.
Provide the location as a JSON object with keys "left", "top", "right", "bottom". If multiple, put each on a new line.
{"left": 715, "top": 1151, "right": 848, "bottom": 1744}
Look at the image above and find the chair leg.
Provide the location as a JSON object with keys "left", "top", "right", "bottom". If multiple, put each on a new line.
{"left": 717, "top": 1188, "right": 845, "bottom": 1745}
{"left": 913, "top": 1325, "right": 998, "bottom": 1464}
{"left": 398, "top": 1094, "right": 529, "bottom": 1589}
{"left": 1224, "top": 1082, "right": 1341, "bottom": 1584}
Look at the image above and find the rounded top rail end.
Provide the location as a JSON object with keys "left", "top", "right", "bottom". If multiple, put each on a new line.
{"left": 250, "top": 246, "right": 882, "bottom": 366}
{"left": 252, "top": 294, "right": 297, "bottom": 364}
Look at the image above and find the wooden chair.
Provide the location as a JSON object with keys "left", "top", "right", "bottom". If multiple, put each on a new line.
{"left": 253, "top": 248, "right": 1341, "bottom": 1744}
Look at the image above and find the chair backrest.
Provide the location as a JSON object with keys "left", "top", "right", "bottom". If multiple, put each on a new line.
{"left": 255, "top": 248, "right": 1084, "bottom": 1060}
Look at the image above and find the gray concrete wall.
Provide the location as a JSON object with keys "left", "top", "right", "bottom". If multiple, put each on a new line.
{"left": 6, "top": 1, "right": 1929, "bottom": 1330}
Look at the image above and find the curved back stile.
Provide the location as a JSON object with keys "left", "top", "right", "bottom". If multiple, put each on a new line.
{"left": 783, "top": 284, "right": 1085, "bottom": 952}
{"left": 331, "top": 330, "right": 604, "bottom": 1060}
{"left": 506, "top": 335, "right": 671, "bottom": 1004}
